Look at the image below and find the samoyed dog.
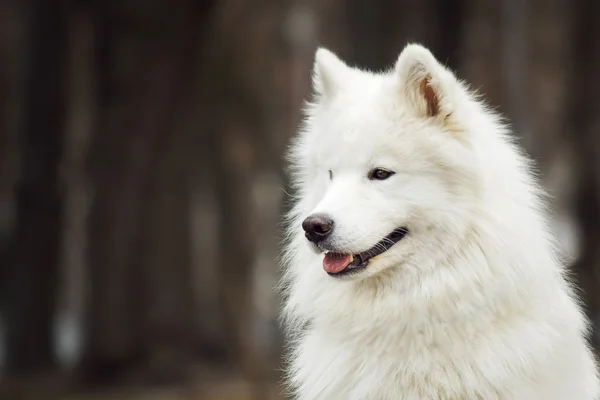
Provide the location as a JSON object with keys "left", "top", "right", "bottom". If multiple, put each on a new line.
{"left": 279, "top": 44, "right": 600, "bottom": 399}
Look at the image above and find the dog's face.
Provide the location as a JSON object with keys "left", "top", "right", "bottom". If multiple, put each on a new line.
{"left": 288, "top": 45, "right": 481, "bottom": 280}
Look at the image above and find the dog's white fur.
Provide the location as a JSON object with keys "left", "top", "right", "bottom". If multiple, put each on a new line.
{"left": 279, "top": 44, "right": 600, "bottom": 399}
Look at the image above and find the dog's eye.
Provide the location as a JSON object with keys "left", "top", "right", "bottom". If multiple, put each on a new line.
{"left": 328, "top": 170, "right": 333, "bottom": 180}
{"left": 369, "top": 168, "right": 394, "bottom": 181}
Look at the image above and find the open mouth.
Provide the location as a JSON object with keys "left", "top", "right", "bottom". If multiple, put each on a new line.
{"left": 323, "top": 227, "right": 408, "bottom": 277}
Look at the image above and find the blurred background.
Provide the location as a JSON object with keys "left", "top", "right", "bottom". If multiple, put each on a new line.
{"left": 0, "top": 0, "right": 599, "bottom": 398}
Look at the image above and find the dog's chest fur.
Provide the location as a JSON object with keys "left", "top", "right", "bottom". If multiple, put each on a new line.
{"left": 287, "top": 277, "right": 595, "bottom": 400}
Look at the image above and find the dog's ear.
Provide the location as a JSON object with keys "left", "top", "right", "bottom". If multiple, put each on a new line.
{"left": 395, "top": 44, "right": 455, "bottom": 120}
{"left": 312, "top": 48, "right": 349, "bottom": 99}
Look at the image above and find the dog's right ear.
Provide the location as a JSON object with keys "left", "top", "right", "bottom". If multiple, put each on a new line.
{"left": 395, "top": 44, "right": 457, "bottom": 120}
{"left": 312, "top": 48, "right": 349, "bottom": 99}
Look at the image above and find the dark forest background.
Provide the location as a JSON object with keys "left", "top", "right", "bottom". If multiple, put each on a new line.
{"left": 1, "top": 0, "right": 600, "bottom": 399}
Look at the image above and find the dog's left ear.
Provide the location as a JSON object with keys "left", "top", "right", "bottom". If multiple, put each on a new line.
{"left": 395, "top": 44, "right": 456, "bottom": 120}
{"left": 312, "top": 48, "right": 349, "bottom": 100}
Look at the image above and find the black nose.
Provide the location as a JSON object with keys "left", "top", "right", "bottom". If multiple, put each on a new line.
{"left": 302, "top": 214, "right": 334, "bottom": 243}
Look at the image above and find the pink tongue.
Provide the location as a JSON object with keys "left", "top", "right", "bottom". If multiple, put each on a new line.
{"left": 323, "top": 253, "right": 353, "bottom": 273}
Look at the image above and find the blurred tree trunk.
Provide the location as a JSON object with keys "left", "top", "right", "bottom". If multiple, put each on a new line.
{"left": 0, "top": 0, "right": 22, "bottom": 299}
{"left": 137, "top": 143, "right": 197, "bottom": 383}
{"left": 58, "top": 5, "right": 96, "bottom": 372}
{"left": 200, "top": 2, "right": 286, "bottom": 393}
{"left": 82, "top": 0, "right": 216, "bottom": 383}
{"left": 502, "top": 0, "right": 529, "bottom": 144}
{"left": 460, "top": 0, "right": 504, "bottom": 110}
{"left": 433, "top": 0, "right": 465, "bottom": 71}
{"left": 134, "top": 10, "right": 208, "bottom": 382}
{"left": 525, "top": 0, "right": 575, "bottom": 171}
{"left": 212, "top": 114, "right": 260, "bottom": 379}
{"left": 4, "top": 0, "right": 66, "bottom": 374}
{"left": 524, "top": 1, "right": 581, "bottom": 297}
{"left": 206, "top": 45, "right": 265, "bottom": 394}
{"left": 82, "top": 12, "right": 146, "bottom": 380}
{"left": 569, "top": 0, "right": 600, "bottom": 349}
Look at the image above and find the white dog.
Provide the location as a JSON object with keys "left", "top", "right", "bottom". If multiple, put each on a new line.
{"left": 279, "top": 44, "right": 600, "bottom": 399}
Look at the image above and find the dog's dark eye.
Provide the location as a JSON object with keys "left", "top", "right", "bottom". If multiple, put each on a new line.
{"left": 328, "top": 170, "right": 333, "bottom": 180}
{"left": 369, "top": 168, "right": 394, "bottom": 181}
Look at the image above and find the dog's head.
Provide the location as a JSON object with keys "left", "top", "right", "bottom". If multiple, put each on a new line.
{"left": 287, "top": 44, "right": 488, "bottom": 281}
